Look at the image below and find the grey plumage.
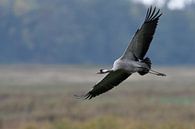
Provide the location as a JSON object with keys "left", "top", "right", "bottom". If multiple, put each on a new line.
{"left": 78, "top": 6, "right": 165, "bottom": 100}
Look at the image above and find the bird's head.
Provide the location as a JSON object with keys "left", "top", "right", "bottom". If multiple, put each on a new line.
{"left": 96, "top": 69, "right": 111, "bottom": 74}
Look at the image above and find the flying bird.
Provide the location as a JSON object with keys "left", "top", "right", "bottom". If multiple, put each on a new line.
{"left": 77, "top": 6, "right": 166, "bottom": 99}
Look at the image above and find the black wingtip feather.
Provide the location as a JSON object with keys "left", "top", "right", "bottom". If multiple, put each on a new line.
{"left": 84, "top": 92, "right": 94, "bottom": 99}
{"left": 148, "top": 7, "right": 156, "bottom": 20}
{"left": 74, "top": 94, "right": 86, "bottom": 100}
{"left": 145, "top": 6, "right": 162, "bottom": 22}
{"left": 74, "top": 92, "right": 94, "bottom": 100}
{"left": 150, "top": 9, "right": 160, "bottom": 21}
{"left": 146, "top": 6, "right": 152, "bottom": 20}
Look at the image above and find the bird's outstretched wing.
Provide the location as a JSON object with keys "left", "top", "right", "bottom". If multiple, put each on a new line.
{"left": 81, "top": 69, "right": 131, "bottom": 99}
{"left": 122, "top": 6, "right": 162, "bottom": 60}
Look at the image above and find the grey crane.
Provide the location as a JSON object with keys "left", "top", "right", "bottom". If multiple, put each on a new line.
{"left": 77, "top": 6, "right": 166, "bottom": 99}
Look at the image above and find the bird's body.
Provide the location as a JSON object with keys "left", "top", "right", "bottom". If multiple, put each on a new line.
{"left": 112, "top": 57, "right": 149, "bottom": 74}
{"left": 77, "top": 6, "right": 166, "bottom": 99}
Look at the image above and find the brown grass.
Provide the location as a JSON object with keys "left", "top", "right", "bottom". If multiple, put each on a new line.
{"left": 0, "top": 65, "right": 195, "bottom": 129}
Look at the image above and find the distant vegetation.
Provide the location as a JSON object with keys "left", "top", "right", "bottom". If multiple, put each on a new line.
{"left": 1, "top": 66, "right": 195, "bottom": 129}
{"left": 0, "top": 0, "right": 195, "bottom": 65}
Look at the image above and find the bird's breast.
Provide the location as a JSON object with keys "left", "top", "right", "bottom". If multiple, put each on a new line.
{"left": 112, "top": 59, "right": 141, "bottom": 73}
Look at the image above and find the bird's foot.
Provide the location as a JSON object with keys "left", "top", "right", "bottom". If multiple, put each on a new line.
{"left": 149, "top": 69, "right": 166, "bottom": 76}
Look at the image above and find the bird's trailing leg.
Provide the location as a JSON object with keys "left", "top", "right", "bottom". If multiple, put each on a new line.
{"left": 149, "top": 69, "right": 166, "bottom": 76}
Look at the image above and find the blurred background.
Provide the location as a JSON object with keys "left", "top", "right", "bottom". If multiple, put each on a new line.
{"left": 0, "top": 0, "right": 195, "bottom": 129}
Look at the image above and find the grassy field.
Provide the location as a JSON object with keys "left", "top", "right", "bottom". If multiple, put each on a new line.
{"left": 0, "top": 65, "right": 195, "bottom": 129}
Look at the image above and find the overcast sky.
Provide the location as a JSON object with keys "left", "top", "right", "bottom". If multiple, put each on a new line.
{"left": 132, "top": 0, "right": 195, "bottom": 10}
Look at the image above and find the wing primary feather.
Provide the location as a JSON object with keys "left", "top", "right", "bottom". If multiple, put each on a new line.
{"left": 150, "top": 9, "right": 160, "bottom": 21}
{"left": 145, "top": 8, "right": 162, "bottom": 24}
{"left": 145, "top": 6, "right": 152, "bottom": 20}
{"left": 151, "top": 9, "right": 162, "bottom": 21}
{"left": 145, "top": 7, "right": 150, "bottom": 20}
{"left": 148, "top": 7, "right": 156, "bottom": 20}
{"left": 146, "top": 6, "right": 151, "bottom": 20}
{"left": 145, "top": 7, "right": 162, "bottom": 22}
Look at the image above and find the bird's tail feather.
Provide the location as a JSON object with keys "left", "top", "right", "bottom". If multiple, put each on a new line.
{"left": 138, "top": 57, "right": 151, "bottom": 75}
{"left": 143, "top": 57, "right": 151, "bottom": 68}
